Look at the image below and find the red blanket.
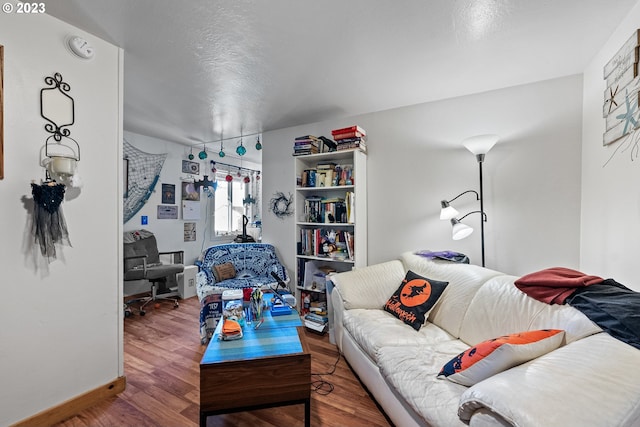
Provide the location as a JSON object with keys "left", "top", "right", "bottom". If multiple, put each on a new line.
{"left": 514, "top": 267, "right": 603, "bottom": 304}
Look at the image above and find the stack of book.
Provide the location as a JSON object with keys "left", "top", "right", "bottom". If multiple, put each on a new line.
{"left": 331, "top": 125, "right": 367, "bottom": 153}
{"left": 304, "top": 311, "right": 328, "bottom": 334}
{"left": 293, "top": 135, "right": 321, "bottom": 156}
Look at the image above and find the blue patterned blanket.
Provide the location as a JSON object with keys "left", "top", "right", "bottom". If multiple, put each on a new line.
{"left": 195, "top": 243, "right": 289, "bottom": 342}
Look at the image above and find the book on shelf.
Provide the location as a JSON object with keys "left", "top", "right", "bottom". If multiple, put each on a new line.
{"left": 331, "top": 125, "right": 366, "bottom": 137}
{"left": 332, "top": 131, "right": 367, "bottom": 141}
{"left": 293, "top": 136, "right": 320, "bottom": 156}
{"left": 295, "top": 135, "right": 321, "bottom": 142}
{"left": 335, "top": 136, "right": 365, "bottom": 144}
{"left": 304, "top": 319, "right": 328, "bottom": 334}
{"left": 305, "top": 312, "right": 329, "bottom": 325}
{"left": 316, "top": 162, "right": 337, "bottom": 170}
{"left": 345, "top": 231, "right": 355, "bottom": 261}
{"left": 309, "top": 307, "right": 327, "bottom": 316}
{"left": 337, "top": 143, "right": 367, "bottom": 153}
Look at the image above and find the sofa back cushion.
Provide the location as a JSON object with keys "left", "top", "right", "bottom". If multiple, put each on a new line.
{"left": 400, "top": 252, "right": 502, "bottom": 338}
{"left": 331, "top": 260, "right": 406, "bottom": 310}
{"left": 198, "top": 243, "right": 288, "bottom": 282}
{"left": 459, "top": 275, "right": 601, "bottom": 345}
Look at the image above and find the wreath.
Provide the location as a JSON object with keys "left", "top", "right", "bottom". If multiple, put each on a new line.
{"left": 269, "top": 192, "right": 294, "bottom": 218}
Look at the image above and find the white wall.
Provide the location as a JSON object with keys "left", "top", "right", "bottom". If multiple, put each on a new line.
{"left": 0, "top": 7, "right": 123, "bottom": 426}
{"left": 581, "top": 0, "right": 640, "bottom": 290}
{"left": 122, "top": 131, "right": 261, "bottom": 294}
{"left": 263, "top": 75, "right": 584, "bottom": 278}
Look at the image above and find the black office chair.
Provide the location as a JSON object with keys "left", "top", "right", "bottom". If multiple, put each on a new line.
{"left": 123, "top": 229, "right": 184, "bottom": 316}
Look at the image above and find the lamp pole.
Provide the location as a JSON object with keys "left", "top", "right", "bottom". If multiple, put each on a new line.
{"left": 461, "top": 134, "right": 498, "bottom": 268}
{"left": 477, "top": 155, "right": 486, "bottom": 267}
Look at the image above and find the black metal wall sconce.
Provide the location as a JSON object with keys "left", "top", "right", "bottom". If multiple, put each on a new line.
{"left": 40, "top": 72, "right": 80, "bottom": 181}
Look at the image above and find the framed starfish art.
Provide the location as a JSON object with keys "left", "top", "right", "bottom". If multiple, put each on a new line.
{"left": 603, "top": 30, "right": 640, "bottom": 146}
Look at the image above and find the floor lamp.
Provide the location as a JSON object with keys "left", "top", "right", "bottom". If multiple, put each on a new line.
{"left": 439, "top": 134, "right": 498, "bottom": 267}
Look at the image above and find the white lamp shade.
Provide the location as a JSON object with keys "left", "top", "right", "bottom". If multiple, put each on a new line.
{"left": 462, "top": 134, "right": 499, "bottom": 155}
{"left": 451, "top": 219, "right": 474, "bottom": 240}
{"left": 440, "top": 203, "right": 459, "bottom": 220}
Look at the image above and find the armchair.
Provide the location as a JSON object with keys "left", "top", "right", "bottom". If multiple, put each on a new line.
{"left": 123, "top": 229, "right": 184, "bottom": 316}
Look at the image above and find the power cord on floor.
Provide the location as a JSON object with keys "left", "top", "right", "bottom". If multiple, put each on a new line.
{"left": 311, "top": 347, "right": 342, "bottom": 396}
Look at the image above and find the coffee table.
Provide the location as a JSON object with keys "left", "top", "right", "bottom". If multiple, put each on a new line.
{"left": 199, "top": 309, "right": 311, "bottom": 427}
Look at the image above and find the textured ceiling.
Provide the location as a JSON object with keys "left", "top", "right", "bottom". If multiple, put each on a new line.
{"left": 46, "top": 0, "right": 638, "bottom": 164}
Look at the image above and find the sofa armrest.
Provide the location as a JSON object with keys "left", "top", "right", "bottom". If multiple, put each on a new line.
{"left": 459, "top": 333, "right": 640, "bottom": 427}
{"left": 330, "top": 284, "right": 347, "bottom": 350}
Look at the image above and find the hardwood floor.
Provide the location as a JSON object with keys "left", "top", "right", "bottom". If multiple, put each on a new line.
{"left": 55, "top": 296, "right": 392, "bottom": 427}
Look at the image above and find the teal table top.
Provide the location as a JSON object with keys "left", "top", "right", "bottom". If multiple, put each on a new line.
{"left": 201, "top": 310, "right": 303, "bottom": 364}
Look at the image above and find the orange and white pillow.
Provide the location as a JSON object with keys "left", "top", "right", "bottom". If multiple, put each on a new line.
{"left": 438, "top": 329, "right": 565, "bottom": 386}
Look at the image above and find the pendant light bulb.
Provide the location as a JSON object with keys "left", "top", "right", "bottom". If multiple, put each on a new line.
{"left": 255, "top": 136, "right": 262, "bottom": 150}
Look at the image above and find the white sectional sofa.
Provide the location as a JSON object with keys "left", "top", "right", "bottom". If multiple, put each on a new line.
{"left": 330, "top": 252, "right": 640, "bottom": 427}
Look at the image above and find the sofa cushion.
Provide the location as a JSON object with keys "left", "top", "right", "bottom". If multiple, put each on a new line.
{"left": 460, "top": 275, "right": 601, "bottom": 346}
{"left": 343, "top": 308, "right": 456, "bottom": 363}
{"left": 383, "top": 270, "right": 448, "bottom": 331}
{"left": 332, "top": 260, "right": 406, "bottom": 310}
{"left": 438, "top": 329, "right": 565, "bottom": 386}
{"left": 377, "top": 341, "right": 471, "bottom": 426}
{"left": 400, "top": 252, "right": 503, "bottom": 338}
{"left": 458, "top": 333, "right": 640, "bottom": 427}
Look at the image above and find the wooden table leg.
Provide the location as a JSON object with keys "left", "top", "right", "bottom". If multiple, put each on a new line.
{"left": 305, "top": 398, "right": 310, "bottom": 427}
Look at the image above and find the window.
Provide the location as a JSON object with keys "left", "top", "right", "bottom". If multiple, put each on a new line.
{"left": 213, "top": 176, "right": 243, "bottom": 236}
{"left": 211, "top": 170, "right": 261, "bottom": 238}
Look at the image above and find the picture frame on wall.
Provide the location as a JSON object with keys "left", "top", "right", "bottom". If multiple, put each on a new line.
{"left": 182, "top": 160, "right": 199, "bottom": 174}
{"left": 182, "top": 181, "right": 200, "bottom": 201}
{"left": 184, "top": 222, "right": 196, "bottom": 242}
{"left": 162, "top": 183, "right": 176, "bottom": 204}
{"left": 157, "top": 205, "right": 178, "bottom": 219}
{"left": 1, "top": 45, "right": 4, "bottom": 180}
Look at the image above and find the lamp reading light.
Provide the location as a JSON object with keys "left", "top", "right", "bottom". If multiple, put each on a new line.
{"left": 451, "top": 218, "right": 473, "bottom": 240}
{"left": 440, "top": 200, "right": 459, "bottom": 220}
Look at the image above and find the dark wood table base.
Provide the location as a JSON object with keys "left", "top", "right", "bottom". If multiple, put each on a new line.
{"left": 200, "top": 397, "right": 311, "bottom": 427}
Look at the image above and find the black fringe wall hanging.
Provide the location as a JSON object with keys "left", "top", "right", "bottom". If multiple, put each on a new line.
{"left": 31, "top": 181, "right": 71, "bottom": 259}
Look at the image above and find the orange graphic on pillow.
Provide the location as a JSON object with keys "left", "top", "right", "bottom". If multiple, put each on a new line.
{"left": 400, "top": 279, "right": 432, "bottom": 307}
